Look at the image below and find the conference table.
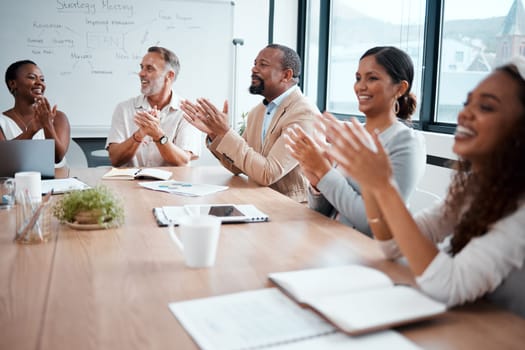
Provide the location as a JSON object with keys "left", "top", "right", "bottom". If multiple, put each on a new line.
{"left": 1, "top": 166, "right": 524, "bottom": 350}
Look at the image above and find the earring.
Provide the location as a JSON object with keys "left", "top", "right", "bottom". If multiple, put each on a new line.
{"left": 394, "top": 99, "right": 400, "bottom": 115}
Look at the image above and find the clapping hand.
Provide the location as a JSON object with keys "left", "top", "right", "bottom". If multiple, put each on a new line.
{"left": 320, "top": 115, "right": 392, "bottom": 191}
{"left": 33, "top": 96, "right": 56, "bottom": 129}
{"left": 284, "top": 122, "right": 331, "bottom": 187}
{"left": 134, "top": 106, "right": 162, "bottom": 139}
{"left": 181, "top": 98, "right": 230, "bottom": 139}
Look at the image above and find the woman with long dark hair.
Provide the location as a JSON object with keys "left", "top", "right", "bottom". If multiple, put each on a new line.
{"left": 285, "top": 46, "right": 425, "bottom": 236}
{"left": 323, "top": 57, "right": 525, "bottom": 316}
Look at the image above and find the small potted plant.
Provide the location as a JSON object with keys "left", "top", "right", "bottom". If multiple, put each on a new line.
{"left": 52, "top": 185, "right": 124, "bottom": 229}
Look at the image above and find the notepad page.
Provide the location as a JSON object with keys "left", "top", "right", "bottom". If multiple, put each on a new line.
{"left": 169, "top": 288, "right": 335, "bottom": 350}
{"left": 309, "top": 285, "right": 447, "bottom": 335}
{"left": 269, "top": 265, "right": 393, "bottom": 303}
{"left": 138, "top": 180, "right": 228, "bottom": 196}
{"left": 136, "top": 168, "right": 172, "bottom": 180}
{"left": 272, "top": 330, "right": 421, "bottom": 350}
{"left": 102, "top": 168, "right": 138, "bottom": 179}
{"left": 41, "top": 178, "right": 90, "bottom": 194}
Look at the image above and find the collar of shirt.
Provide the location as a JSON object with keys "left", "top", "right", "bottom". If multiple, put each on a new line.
{"left": 135, "top": 91, "right": 182, "bottom": 116}
{"left": 266, "top": 84, "right": 298, "bottom": 109}
{"left": 261, "top": 85, "right": 298, "bottom": 142}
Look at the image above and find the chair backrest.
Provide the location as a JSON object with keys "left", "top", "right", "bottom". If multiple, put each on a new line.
{"left": 65, "top": 140, "right": 88, "bottom": 168}
{"left": 408, "top": 188, "right": 441, "bottom": 214}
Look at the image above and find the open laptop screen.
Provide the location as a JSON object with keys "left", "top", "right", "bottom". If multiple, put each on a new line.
{"left": 0, "top": 139, "right": 55, "bottom": 179}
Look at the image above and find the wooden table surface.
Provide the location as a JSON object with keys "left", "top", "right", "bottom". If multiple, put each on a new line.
{"left": 1, "top": 166, "right": 524, "bottom": 350}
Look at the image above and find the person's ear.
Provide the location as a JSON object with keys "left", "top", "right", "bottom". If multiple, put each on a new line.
{"left": 397, "top": 80, "right": 409, "bottom": 97}
{"left": 166, "top": 70, "right": 176, "bottom": 82}
{"left": 7, "top": 80, "right": 16, "bottom": 94}
{"left": 282, "top": 68, "right": 294, "bottom": 82}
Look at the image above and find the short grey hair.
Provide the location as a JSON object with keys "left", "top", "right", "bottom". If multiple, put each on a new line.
{"left": 148, "top": 46, "right": 180, "bottom": 81}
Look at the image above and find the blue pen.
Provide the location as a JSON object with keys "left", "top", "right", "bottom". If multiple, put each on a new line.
{"left": 159, "top": 182, "right": 192, "bottom": 188}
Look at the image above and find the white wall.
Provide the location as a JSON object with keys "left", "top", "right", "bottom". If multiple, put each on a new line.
{"left": 272, "top": 0, "right": 299, "bottom": 48}
{"left": 419, "top": 132, "right": 455, "bottom": 198}
{"left": 192, "top": 0, "right": 270, "bottom": 166}
{"left": 193, "top": 0, "right": 301, "bottom": 166}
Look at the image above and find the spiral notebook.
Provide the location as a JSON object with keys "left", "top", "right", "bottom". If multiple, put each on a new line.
{"left": 168, "top": 288, "right": 420, "bottom": 350}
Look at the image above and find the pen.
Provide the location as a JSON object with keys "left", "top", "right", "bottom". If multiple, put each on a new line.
{"left": 159, "top": 182, "right": 192, "bottom": 188}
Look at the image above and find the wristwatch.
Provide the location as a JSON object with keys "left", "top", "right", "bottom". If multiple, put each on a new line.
{"left": 157, "top": 135, "right": 168, "bottom": 145}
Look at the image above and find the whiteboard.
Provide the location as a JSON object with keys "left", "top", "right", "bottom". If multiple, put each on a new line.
{"left": 0, "top": 0, "right": 234, "bottom": 137}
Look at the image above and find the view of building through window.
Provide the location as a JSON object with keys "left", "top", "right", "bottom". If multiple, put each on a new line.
{"left": 320, "top": 0, "right": 524, "bottom": 126}
{"left": 326, "top": 0, "right": 426, "bottom": 119}
{"left": 437, "top": 0, "right": 522, "bottom": 123}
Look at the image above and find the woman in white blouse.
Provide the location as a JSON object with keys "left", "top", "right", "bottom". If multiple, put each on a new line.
{"left": 322, "top": 57, "right": 525, "bottom": 317}
{"left": 1, "top": 60, "right": 70, "bottom": 163}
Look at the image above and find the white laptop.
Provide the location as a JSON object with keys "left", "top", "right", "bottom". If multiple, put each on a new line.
{"left": 153, "top": 204, "right": 269, "bottom": 227}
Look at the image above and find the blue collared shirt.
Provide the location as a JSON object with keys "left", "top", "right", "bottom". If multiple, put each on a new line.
{"left": 261, "top": 85, "right": 298, "bottom": 143}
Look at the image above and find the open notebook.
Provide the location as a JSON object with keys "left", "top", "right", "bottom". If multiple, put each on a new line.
{"left": 169, "top": 288, "right": 421, "bottom": 350}
{"left": 102, "top": 167, "right": 172, "bottom": 180}
{"left": 268, "top": 265, "right": 446, "bottom": 335}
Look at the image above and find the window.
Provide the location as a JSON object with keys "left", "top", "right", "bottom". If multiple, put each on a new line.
{"left": 326, "top": 0, "right": 426, "bottom": 119}
{"left": 436, "top": 0, "right": 519, "bottom": 123}
{"left": 302, "top": 0, "right": 525, "bottom": 130}
{"left": 303, "top": 0, "right": 321, "bottom": 103}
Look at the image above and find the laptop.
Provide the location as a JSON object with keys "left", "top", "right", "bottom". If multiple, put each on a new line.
{"left": 0, "top": 139, "right": 55, "bottom": 179}
{"left": 153, "top": 204, "right": 270, "bottom": 227}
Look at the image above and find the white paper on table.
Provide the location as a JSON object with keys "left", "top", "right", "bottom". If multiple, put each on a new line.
{"left": 138, "top": 180, "right": 228, "bottom": 197}
{"left": 168, "top": 288, "right": 335, "bottom": 350}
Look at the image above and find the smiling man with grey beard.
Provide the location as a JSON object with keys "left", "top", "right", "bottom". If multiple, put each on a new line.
{"left": 106, "top": 46, "right": 201, "bottom": 168}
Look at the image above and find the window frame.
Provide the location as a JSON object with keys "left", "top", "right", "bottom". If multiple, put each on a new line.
{"left": 297, "top": 0, "right": 458, "bottom": 133}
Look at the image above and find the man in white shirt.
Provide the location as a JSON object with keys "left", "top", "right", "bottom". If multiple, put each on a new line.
{"left": 106, "top": 46, "right": 201, "bottom": 167}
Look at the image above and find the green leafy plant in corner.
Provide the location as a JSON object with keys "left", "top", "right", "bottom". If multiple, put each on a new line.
{"left": 237, "top": 111, "right": 248, "bottom": 135}
{"left": 52, "top": 185, "right": 124, "bottom": 227}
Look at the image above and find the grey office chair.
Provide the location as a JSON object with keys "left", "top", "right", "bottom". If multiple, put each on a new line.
{"left": 64, "top": 140, "right": 88, "bottom": 168}
{"left": 408, "top": 188, "right": 441, "bottom": 214}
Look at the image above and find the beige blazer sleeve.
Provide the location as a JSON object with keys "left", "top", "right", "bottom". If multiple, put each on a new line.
{"left": 208, "top": 89, "right": 319, "bottom": 187}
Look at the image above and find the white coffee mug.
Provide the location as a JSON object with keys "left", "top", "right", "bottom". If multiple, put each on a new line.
{"left": 15, "top": 171, "right": 42, "bottom": 204}
{"left": 169, "top": 215, "right": 221, "bottom": 268}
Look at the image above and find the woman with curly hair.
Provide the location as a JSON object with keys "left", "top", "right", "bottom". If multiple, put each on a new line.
{"left": 322, "top": 56, "right": 525, "bottom": 317}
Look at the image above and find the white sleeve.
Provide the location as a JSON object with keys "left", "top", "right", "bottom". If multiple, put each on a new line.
{"left": 106, "top": 102, "right": 132, "bottom": 148}
{"left": 172, "top": 115, "right": 202, "bottom": 157}
{"left": 416, "top": 204, "right": 525, "bottom": 307}
{"left": 376, "top": 202, "right": 452, "bottom": 259}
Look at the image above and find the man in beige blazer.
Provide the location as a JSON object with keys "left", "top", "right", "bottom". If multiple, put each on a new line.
{"left": 181, "top": 44, "right": 319, "bottom": 202}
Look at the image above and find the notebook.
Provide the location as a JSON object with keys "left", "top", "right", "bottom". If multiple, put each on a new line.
{"left": 153, "top": 204, "right": 269, "bottom": 226}
{"left": 102, "top": 167, "right": 172, "bottom": 180}
{"left": 268, "top": 265, "right": 447, "bottom": 336}
{"left": 169, "top": 288, "right": 421, "bottom": 350}
{"left": 0, "top": 139, "right": 55, "bottom": 179}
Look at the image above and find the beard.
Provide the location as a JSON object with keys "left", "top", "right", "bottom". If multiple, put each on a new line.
{"left": 249, "top": 75, "right": 265, "bottom": 95}
{"left": 141, "top": 74, "right": 165, "bottom": 96}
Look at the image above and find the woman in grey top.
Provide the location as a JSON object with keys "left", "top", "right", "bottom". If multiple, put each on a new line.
{"left": 285, "top": 46, "right": 426, "bottom": 236}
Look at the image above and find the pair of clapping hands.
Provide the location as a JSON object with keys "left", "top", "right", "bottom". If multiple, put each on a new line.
{"left": 133, "top": 105, "right": 165, "bottom": 141}
{"left": 285, "top": 113, "right": 392, "bottom": 191}
{"left": 180, "top": 98, "right": 230, "bottom": 140}
{"left": 31, "top": 96, "right": 57, "bottom": 129}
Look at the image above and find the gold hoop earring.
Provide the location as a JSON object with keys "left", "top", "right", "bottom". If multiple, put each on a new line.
{"left": 394, "top": 100, "right": 400, "bottom": 115}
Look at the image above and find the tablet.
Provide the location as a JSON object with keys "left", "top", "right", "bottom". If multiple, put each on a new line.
{"left": 153, "top": 204, "right": 269, "bottom": 226}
